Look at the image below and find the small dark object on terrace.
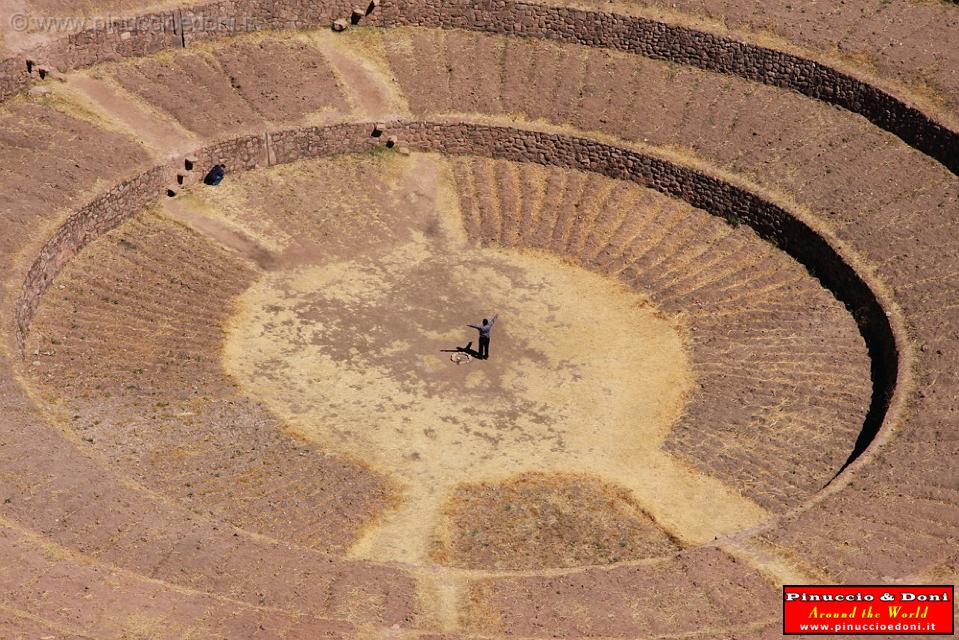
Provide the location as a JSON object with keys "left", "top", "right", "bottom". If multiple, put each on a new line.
{"left": 204, "top": 164, "right": 226, "bottom": 186}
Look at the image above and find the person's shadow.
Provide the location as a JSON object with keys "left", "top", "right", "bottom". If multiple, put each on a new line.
{"left": 441, "top": 341, "right": 482, "bottom": 359}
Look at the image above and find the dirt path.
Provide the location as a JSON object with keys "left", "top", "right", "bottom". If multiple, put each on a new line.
{"left": 301, "top": 30, "right": 411, "bottom": 120}
{"left": 56, "top": 72, "right": 200, "bottom": 159}
{"left": 161, "top": 195, "right": 277, "bottom": 268}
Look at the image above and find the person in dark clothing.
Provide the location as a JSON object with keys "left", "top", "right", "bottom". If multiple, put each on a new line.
{"left": 467, "top": 314, "right": 498, "bottom": 360}
{"left": 204, "top": 163, "right": 226, "bottom": 186}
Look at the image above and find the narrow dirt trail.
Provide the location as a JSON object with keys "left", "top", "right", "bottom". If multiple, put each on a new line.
{"left": 52, "top": 72, "right": 200, "bottom": 160}
{"left": 302, "top": 30, "right": 412, "bottom": 121}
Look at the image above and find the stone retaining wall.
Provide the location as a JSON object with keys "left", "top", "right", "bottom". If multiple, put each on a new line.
{"left": 0, "top": 57, "right": 30, "bottom": 101}
{"left": 1, "top": 0, "right": 955, "bottom": 174}
{"left": 181, "top": 0, "right": 357, "bottom": 44}
{"left": 372, "top": 0, "right": 958, "bottom": 174}
{"left": 14, "top": 165, "right": 171, "bottom": 353}
{"left": 14, "top": 121, "right": 899, "bottom": 471}
{"left": 4, "top": 13, "right": 181, "bottom": 97}
{"left": 195, "top": 132, "right": 269, "bottom": 171}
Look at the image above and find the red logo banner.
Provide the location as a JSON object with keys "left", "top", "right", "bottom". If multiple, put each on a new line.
{"left": 783, "top": 585, "right": 954, "bottom": 635}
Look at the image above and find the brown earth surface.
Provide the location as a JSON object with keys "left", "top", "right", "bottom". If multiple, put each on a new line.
{"left": 107, "top": 38, "right": 350, "bottom": 139}
{"left": 532, "top": 0, "right": 959, "bottom": 117}
{"left": 26, "top": 151, "right": 864, "bottom": 563}
{"left": 433, "top": 472, "right": 682, "bottom": 570}
{"left": 378, "top": 26, "right": 959, "bottom": 236}
{"left": 4, "top": 0, "right": 957, "bottom": 123}
{"left": 0, "top": 97, "right": 150, "bottom": 256}
{"left": 17, "top": 147, "right": 870, "bottom": 632}
{"left": 0, "top": 5, "right": 957, "bottom": 638}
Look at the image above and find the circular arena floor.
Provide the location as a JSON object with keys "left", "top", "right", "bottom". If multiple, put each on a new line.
{"left": 1, "top": 1, "right": 957, "bottom": 637}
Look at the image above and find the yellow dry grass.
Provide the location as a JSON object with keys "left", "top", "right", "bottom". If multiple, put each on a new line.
{"left": 217, "top": 153, "right": 770, "bottom": 567}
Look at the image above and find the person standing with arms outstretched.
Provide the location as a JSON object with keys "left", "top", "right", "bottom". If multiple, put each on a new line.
{"left": 468, "top": 314, "right": 498, "bottom": 360}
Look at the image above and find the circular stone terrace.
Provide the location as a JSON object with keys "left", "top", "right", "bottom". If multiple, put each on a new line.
{"left": 0, "top": 0, "right": 957, "bottom": 637}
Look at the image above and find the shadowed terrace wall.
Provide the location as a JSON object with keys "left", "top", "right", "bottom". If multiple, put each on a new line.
{"left": 13, "top": 134, "right": 268, "bottom": 353}
{"left": 14, "top": 165, "right": 170, "bottom": 352}
{"left": 14, "top": 120, "right": 901, "bottom": 474}
{"left": 1, "top": 0, "right": 956, "bottom": 174}
{"left": 374, "top": 0, "right": 959, "bottom": 174}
